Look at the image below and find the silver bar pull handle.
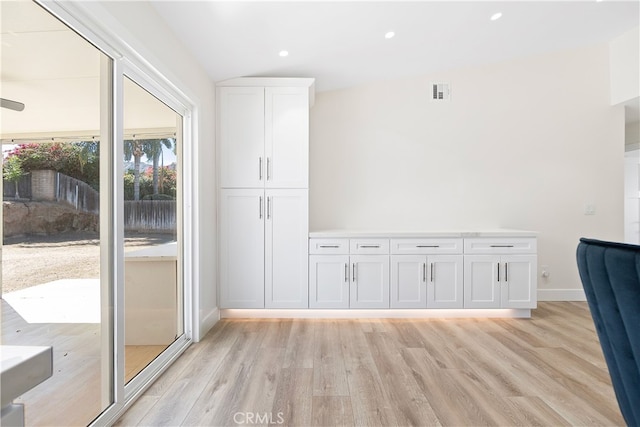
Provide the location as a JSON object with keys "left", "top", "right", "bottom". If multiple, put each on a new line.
{"left": 417, "top": 245, "right": 440, "bottom": 248}
{"left": 259, "top": 157, "right": 263, "bottom": 181}
{"left": 431, "top": 263, "right": 434, "bottom": 283}
{"left": 360, "top": 245, "right": 380, "bottom": 248}
{"left": 267, "top": 197, "right": 271, "bottom": 219}
{"left": 505, "top": 262, "right": 508, "bottom": 282}
{"left": 352, "top": 263, "right": 356, "bottom": 282}
{"left": 490, "top": 245, "right": 514, "bottom": 248}
{"left": 345, "top": 263, "right": 349, "bottom": 282}
{"left": 267, "top": 157, "right": 271, "bottom": 181}
{"left": 259, "top": 196, "right": 263, "bottom": 219}
{"left": 319, "top": 245, "right": 340, "bottom": 248}
{"left": 497, "top": 262, "right": 500, "bottom": 282}
{"left": 423, "top": 263, "right": 427, "bottom": 282}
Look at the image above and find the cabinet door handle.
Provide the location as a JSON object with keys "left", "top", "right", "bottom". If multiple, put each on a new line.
{"left": 417, "top": 245, "right": 439, "bottom": 248}
{"left": 345, "top": 263, "right": 349, "bottom": 282}
{"left": 259, "top": 196, "right": 263, "bottom": 219}
{"left": 352, "top": 263, "right": 357, "bottom": 282}
{"left": 259, "top": 157, "right": 263, "bottom": 181}
{"left": 497, "top": 262, "right": 500, "bottom": 282}
{"left": 423, "top": 263, "right": 427, "bottom": 282}
{"left": 267, "top": 196, "right": 271, "bottom": 219}
{"left": 319, "top": 245, "right": 340, "bottom": 248}
{"left": 505, "top": 262, "right": 508, "bottom": 282}
{"left": 267, "top": 157, "right": 271, "bottom": 181}
{"left": 360, "top": 245, "right": 380, "bottom": 248}
{"left": 490, "top": 245, "right": 514, "bottom": 248}
{"left": 430, "top": 263, "right": 434, "bottom": 283}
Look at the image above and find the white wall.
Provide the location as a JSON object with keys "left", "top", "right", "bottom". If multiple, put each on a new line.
{"left": 310, "top": 43, "right": 624, "bottom": 298}
{"left": 76, "top": 1, "right": 218, "bottom": 338}
{"left": 610, "top": 26, "right": 640, "bottom": 105}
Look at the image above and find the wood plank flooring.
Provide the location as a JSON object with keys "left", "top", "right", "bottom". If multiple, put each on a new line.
{"left": 116, "top": 302, "right": 625, "bottom": 427}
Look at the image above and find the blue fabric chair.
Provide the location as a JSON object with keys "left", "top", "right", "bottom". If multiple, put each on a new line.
{"left": 576, "top": 238, "right": 640, "bottom": 426}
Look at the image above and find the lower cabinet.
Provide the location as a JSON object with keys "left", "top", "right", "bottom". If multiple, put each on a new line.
{"left": 220, "top": 188, "right": 308, "bottom": 309}
{"left": 463, "top": 254, "right": 536, "bottom": 309}
{"left": 309, "top": 255, "right": 349, "bottom": 308}
{"left": 309, "top": 250, "right": 390, "bottom": 308}
{"left": 390, "top": 255, "right": 463, "bottom": 308}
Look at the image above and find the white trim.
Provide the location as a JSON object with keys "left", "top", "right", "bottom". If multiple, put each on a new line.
{"left": 220, "top": 308, "right": 532, "bottom": 319}
{"left": 537, "top": 289, "right": 587, "bottom": 301}
{"left": 200, "top": 308, "right": 221, "bottom": 340}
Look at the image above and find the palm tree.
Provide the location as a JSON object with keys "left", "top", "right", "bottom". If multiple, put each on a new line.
{"left": 123, "top": 138, "right": 144, "bottom": 200}
{"left": 143, "top": 138, "right": 174, "bottom": 195}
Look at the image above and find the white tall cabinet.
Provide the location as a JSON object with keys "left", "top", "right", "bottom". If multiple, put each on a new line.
{"left": 218, "top": 78, "right": 314, "bottom": 309}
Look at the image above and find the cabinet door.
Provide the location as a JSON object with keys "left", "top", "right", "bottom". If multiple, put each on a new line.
{"left": 219, "top": 189, "right": 265, "bottom": 308}
{"left": 265, "top": 190, "right": 309, "bottom": 308}
{"left": 464, "top": 255, "right": 500, "bottom": 308}
{"left": 390, "top": 255, "right": 426, "bottom": 308}
{"left": 428, "top": 255, "right": 463, "bottom": 309}
{"left": 309, "top": 255, "right": 350, "bottom": 308}
{"left": 350, "top": 255, "right": 390, "bottom": 309}
{"left": 265, "top": 87, "right": 309, "bottom": 189}
{"left": 501, "top": 255, "right": 537, "bottom": 308}
{"left": 218, "top": 87, "right": 265, "bottom": 188}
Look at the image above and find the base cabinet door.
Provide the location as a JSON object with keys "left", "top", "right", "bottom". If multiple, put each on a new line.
{"left": 219, "top": 189, "right": 265, "bottom": 308}
{"left": 501, "top": 255, "right": 537, "bottom": 308}
{"left": 350, "top": 255, "right": 390, "bottom": 308}
{"left": 428, "top": 255, "right": 464, "bottom": 308}
{"left": 265, "top": 190, "right": 309, "bottom": 308}
{"left": 391, "top": 255, "right": 427, "bottom": 308}
{"left": 464, "top": 255, "right": 501, "bottom": 308}
{"left": 309, "top": 255, "right": 350, "bottom": 308}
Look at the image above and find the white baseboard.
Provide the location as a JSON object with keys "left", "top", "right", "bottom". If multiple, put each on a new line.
{"left": 199, "top": 308, "right": 220, "bottom": 340}
{"left": 538, "top": 289, "right": 586, "bottom": 301}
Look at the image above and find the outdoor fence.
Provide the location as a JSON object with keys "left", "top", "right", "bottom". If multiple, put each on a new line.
{"left": 3, "top": 174, "right": 32, "bottom": 199}
{"left": 56, "top": 173, "right": 100, "bottom": 214}
{"left": 124, "top": 200, "right": 176, "bottom": 233}
{"left": 4, "top": 171, "right": 176, "bottom": 233}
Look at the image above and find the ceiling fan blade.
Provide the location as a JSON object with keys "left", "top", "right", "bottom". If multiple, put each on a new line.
{"left": 1, "top": 98, "right": 25, "bottom": 112}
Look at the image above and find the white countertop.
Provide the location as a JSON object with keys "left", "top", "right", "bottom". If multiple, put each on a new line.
{"left": 1, "top": 345, "right": 53, "bottom": 408}
{"left": 125, "top": 241, "right": 177, "bottom": 261}
{"left": 309, "top": 229, "right": 538, "bottom": 238}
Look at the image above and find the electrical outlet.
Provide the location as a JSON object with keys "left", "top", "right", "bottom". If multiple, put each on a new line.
{"left": 541, "top": 265, "right": 550, "bottom": 278}
{"left": 584, "top": 203, "right": 596, "bottom": 215}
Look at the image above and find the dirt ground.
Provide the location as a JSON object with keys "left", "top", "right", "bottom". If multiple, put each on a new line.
{"left": 1, "top": 232, "right": 174, "bottom": 294}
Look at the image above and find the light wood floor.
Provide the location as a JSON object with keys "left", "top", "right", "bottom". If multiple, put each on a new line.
{"left": 115, "top": 302, "right": 624, "bottom": 427}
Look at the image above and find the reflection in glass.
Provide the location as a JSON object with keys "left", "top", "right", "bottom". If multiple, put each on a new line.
{"left": 122, "top": 77, "right": 183, "bottom": 383}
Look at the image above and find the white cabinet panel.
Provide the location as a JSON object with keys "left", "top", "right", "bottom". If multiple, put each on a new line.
{"left": 391, "top": 238, "right": 463, "bottom": 255}
{"left": 309, "top": 255, "right": 350, "bottom": 308}
{"left": 350, "top": 255, "right": 389, "bottom": 308}
{"left": 219, "top": 189, "right": 265, "bottom": 308}
{"left": 464, "top": 255, "right": 501, "bottom": 308}
{"left": 266, "top": 190, "right": 309, "bottom": 308}
{"left": 428, "top": 255, "right": 464, "bottom": 309}
{"left": 265, "top": 87, "right": 309, "bottom": 189}
{"left": 501, "top": 255, "right": 537, "bottom": 309}
{"left": 309, "top": 239, "right": 349, "bottom": 255}
{"left": 391, "top": 255, "right": 426, "bottom": 308}
{"left": 349, "top": 239, "right": 390, "bottom": 255}
{"left": 464, "top": 238, "right": 537, "bottom": 255}
{"left": 218, "top": 87, "right": 265, "bottom": 188}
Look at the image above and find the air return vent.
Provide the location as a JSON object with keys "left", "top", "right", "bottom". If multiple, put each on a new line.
{"left": 431, "top": 83, "right": 450, "bottom": 101}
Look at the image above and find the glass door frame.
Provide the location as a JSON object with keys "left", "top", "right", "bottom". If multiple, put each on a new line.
{"left": 34, "top": 1, "right": 198, "bottom": 424}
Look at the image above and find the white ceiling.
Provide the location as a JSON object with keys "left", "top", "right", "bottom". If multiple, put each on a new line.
{"left": 150, "top": 0, "right": 640, "bottom": 93}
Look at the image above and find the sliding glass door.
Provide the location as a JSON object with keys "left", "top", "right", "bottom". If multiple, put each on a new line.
{"left": 1, "top": 1, "right": 193, "bottom": 424}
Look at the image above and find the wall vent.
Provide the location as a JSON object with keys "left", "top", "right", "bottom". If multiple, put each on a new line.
{"left": 431, "top": 83, "right": 451, "bottom": 101}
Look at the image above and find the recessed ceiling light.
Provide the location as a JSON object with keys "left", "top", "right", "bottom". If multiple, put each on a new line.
{"left": 385, "top": 31, "right": 395, "bottom": 39}
{"left": 490, "top": 12, "right": 503, "bottom": 21}
{"left": 279, "top": 50, "right": 289, "bottom": 57}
